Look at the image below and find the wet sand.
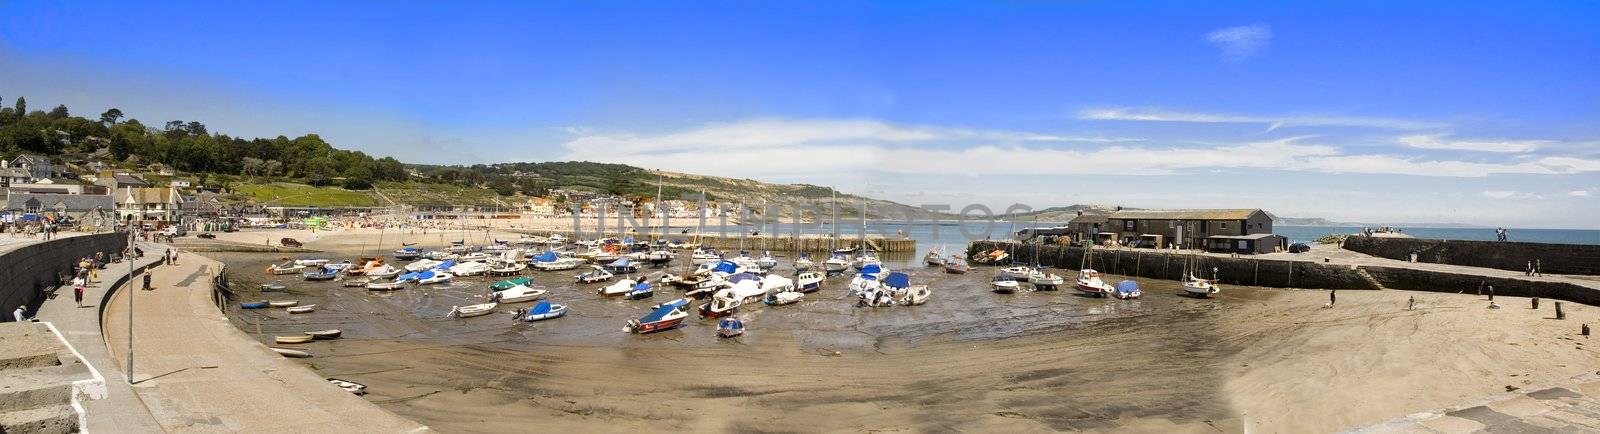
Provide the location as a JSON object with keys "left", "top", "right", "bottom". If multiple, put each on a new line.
{"left": 204, "top": 230, "right": 1600, "bottom": 432}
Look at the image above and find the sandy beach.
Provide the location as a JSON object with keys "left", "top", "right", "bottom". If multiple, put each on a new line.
{"left": 200, "top": 229, "right": 1600, "bottom": 432}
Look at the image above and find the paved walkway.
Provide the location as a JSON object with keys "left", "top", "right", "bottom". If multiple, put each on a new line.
{"left": 99, "top": 248, "right": 429, "bottom": 433}
{"left": 0, "top": 231, "right": 95, "bottom": 254}
{"left": 1355, "top": 373, "right": 1600, "bottom": 433}
{"left": 32, "top": 243, "right": 167, "bottom": 433}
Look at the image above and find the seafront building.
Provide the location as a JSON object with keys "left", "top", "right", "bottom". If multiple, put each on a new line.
{"left": 1102, "top": 208, "right": 1285, "bottom": 254}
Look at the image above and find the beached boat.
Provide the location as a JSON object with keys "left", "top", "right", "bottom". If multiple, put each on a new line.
{"left": 294, "top": 258, "right": 330, "bottom": 267}
{"left": 404, "top": 259, "right": 442, "bottom": 273}
{"left": 633, "top": 250, "right": 674, "bottom": 266}
{"left": 763, "top": 290, "right": 803, "bottom": 306}
{"left": 493, "top": 285, "right": 547, "bottom": 303}
{"left": 364, "top": 264, "right": 401, "bottom": 279}
{"left": 271, "top": 347, "right": 312, "bottom": 358}
{"left": 365, "top": 279, "right": 408, "bottom": 291}
{"left": 348, "top": 258, "right": 385, "bottom": 275}
{"left": 1182, "top": 270, "right": 1220, "bottom": 297}
{"left": 598, "top": 278, "right": 638, "bottom": 296}
{"left": 576, "top": 266, "right": 614, "bottom": 284}
{"left": 795, "top": 271, "right": 824, "bottom": 293}
{"left": 759, "top": 274, "right": 795, "bottom": 294}
{"left": 449, "top": 261, "right": 492, "bottom": 276}
{"left": 732, "top": 252, "right": 761, "bottom": 272}
{"left": 240, "top": 301, "right": 269, "bottom": 309}
{"left": 1114, "top": 280, "right": 1142, "bottom": 299}
{"left": 449, "top": 302, "right": 498, "bottom": 318}
{"left": 306, "top": 329, "right": 342, "bottom": 339}
{"left": 998, "top": 265, "right": 1033, "bottom": 280}
{"left": 327, "top": 378, "right": 366, "bottom": 395}
{"left": 822, "top": 254, "right": 851, "bottom": 273}
{"left": 625, "top": 281, "right": 655, "bottom": 300}
{"left": 884, "top": 272, "right": 930, "bottom": 306}
{"left": 287, "top": 304, "right": 317, "bottom": 314}
{"left": 275, "top": 335, "right": 313, "bottom": 344}
{"left": 456, "top": 252, "right": 491, "bottom": 263}
{"left": 793, "top": 252, "right": 815, "bottom": 271}
{"left": 269, "top": 300, "right": 299, "bottom": 308}
{"left": 691, "top": 248, "right": 723, "bottom": 264}
{"left": 342, "top": 278, "right": 371, "bottom": 288}
{"left": 852, "top": 253, "right": 882, "bottom": 271}
{"left": 973, "top": 249, "right": 1009, "bottom": 265}
{"left": 417, "top": 271, "right": 453, "bottom": 285}
{"left": 943, "top": 257, "right": 969, "bottom": 274}
{"left": 755, "top": 251, "right": 778, "bottom": 270}
{"left": 321, "top": 261, "right": 355, "bottom": 273}
{"left": 260, "top": 283, "right": 288, "bottom": 292}
{"left": 534, "top": 256, "right": 584, "bottom": 271}
{"left": 717, "top": 318, "right": 745, "bottom": 338}
{"left": 1028, "top": 268, "right": 1065, "bottom": 291}
{"left": 266, "top": 261, "right": 307, "bottom": 275}
{"left": 627, "top": 298, "right": 691, "bottom": 334}
{"left": 487, "top": 260, "right": 527, "bottom": 276}
{"left": 603, "top": 258, "right": 641, "bottom": 274}
{"left": 924, "top": 247, "right": 946, "bottom": 266}
{"left": 302, "top": 267, "right": 339, "bottom": 281}
{"left": 1075, "top": 269, "right": 1113, "bottom": 297}
{"left": 392, "top": 246, "right": 422, "bottom": 260}
{"left": 992, "top": 276, "right": 1020, "bottom": 294}
{"left": 490, "top": 276, "right": 534, "bottom": 291}
{"left": 516, "top": 300, "right": 568, "bottom": 322}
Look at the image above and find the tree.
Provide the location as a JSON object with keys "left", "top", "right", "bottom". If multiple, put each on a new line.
{"left": 100, "top": 108, "right": 124, "bottom": 126}
{"left": 341, "top": 178, "right": 373, "bottom": 190}
{"left": 47, "top": 104, "right": 69, "bottom": 119}
{"left": 185, "top": 121, "right": 207, "bottom": 136}
{"left": 13, "top": 96, "right": 24, "bottom": 114}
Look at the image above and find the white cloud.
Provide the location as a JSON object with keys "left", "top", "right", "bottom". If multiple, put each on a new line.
{"left": 1078, "top": 107, "right": 1446, "bottom": 130}
{"left": 1398, "top": 134, "right": 1546, "bottom": 153}
{"left": 1570, "top": 190, "right": 1593, "bottom": 197}
{"left": 1206, "top": 24, "right": 1272, "bottom": 61}
{"left": 556, "top": 118, "right": 1600, "bottom": 179}
{"left": 1481, "top": 191, "right": 1543, "bottom": 200}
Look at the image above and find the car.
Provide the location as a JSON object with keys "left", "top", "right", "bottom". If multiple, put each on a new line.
{"left": 197, "top": 233, "right": 217, "bottom": 239}
{"left": 1288, "top": 243, "right": 1311, "bottom": 253}
{"left": 281, "top": 237, "right": 304, "bottom": 248}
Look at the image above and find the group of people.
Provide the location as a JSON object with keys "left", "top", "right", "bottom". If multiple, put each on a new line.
{"left": 1526, "top": 259, "right": 1543, "bottom": 277}
{"left": 1495, "top": 227, "right": 1511, "bottom": 241}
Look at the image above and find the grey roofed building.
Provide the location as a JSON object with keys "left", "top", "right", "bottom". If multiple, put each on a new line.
{"left": 1104, "top": 208, "right": 1275, "bottom": 251}
{"left": 6, "top": 193, "right": 116, "bottom": 214}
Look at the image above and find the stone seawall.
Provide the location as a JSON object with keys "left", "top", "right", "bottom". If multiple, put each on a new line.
{"left": 1342, "top": 236, "right": 1600, "bottom": 276}
{"left": 1, "top": 233, "right": 129, "bottom": 321}
{"left": 967, "top": 241, "right": 1600, "bottom": 305}
{"left": 509, "top": 229, "right": 917, "bottom": 253}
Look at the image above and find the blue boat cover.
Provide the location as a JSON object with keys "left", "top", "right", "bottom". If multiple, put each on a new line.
{"left": 1116, "top": 280, "right": 1139, "bottom": 293}
{"left": 398, "top": 246, "right": 418, "bottom": 252}
{"left": 435, "top": 260, "right": 456, "bottom": 270}
{"left": 799, "top": 252, "right": 811, "bottom": 259}
{"left": 719, "top": 318, "right": 743, "bottom": 329}
{"left": 884, "top": 272, "right": 910, "bottom": 289}
{"left": 608, "top": 258, "right": 633, "bottom": 267}
{"left": 729, "top": 272, "right": 760, "bottom": 283}
{"left": 624, "top": 237, "right": 634, "bottom": 244}
{"left": 530, "top": 300, "right": 552, "bottom": 314}
{"left": 713, "top": 261, "right": 738, "bottom": 275}
{"left": 416, "top": 271, "right": 435, "bottom": 280}
{"left": 638, "top": 303, "right": 679, "bottom": 323}
{"left": 533, "top": 251, "right": 558, "bottom": 263}
{"left": 859, "top": 264, "right": 882, "bottom": 276}
{"left": 633, "top": 281, "right": 652, "bottom": 291}
{"left": 397, "top": 272, "right": 418, "bottom": 281}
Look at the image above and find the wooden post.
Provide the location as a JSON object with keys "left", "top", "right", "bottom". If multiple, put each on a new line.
{"left": 1532, "top": 297, "right": 1539, "bottom": 309}
{"left": 1556, "top": 302, "right": 1565, "bottom": 320}
{"left": 1583, "top": 324, "right": 1591, "bottom": 336}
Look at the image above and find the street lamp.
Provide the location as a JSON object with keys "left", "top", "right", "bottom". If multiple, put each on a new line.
{"left": 125, "top": 223, "right": 135, "bottom": 384}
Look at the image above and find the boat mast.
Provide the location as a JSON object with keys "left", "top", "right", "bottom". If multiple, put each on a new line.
{"left": 830, "top": 190, "right": 838, "bottom": 252}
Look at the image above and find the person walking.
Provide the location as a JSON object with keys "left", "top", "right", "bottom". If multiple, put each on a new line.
{"left": 13, "top": 305, "right": 27, "bottom": 322}
{"left": 1329, "top": 289, "right": 1337, "bottom": 307}
{"left": 1488, "top": 285, "right": 1495, "bottom": 301}
{"left": 1527, "top": 260, "right": 1534, "bottom": 276}
{"left": 1407, "top": 296, "right": 1416, "bottom": 311}
{"left": 142, "top": 272, "right": 153, "bottom": 291}
{"left": 1536, "top": 259, "right": 1542, "bottom": 277}
{"left": 72, "top": 276, "right": 86, "bottom": 307}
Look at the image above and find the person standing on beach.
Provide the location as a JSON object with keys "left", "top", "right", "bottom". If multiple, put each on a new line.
{"left": 1487, "top": 285, "right": 1494, "bottom": 301}
{"left": 1329, "top": 289, "right": 1337, "bottom": 307}
{"left": 1527, "top": 260, "right": 1534, "bottom": 276}
{"left": 1536, "top": 259, "right": 1542, "bottom": 277}
{"left": 1407, "top": 296, "right": 1416, "bottom": 311}
{"left": 72, "top": 276, "right": 85, "bottom": 307}
{"left": 13, "top": 305, "right": 26, "bottom": 322}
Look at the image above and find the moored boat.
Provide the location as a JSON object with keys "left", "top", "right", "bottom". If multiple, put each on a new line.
{"left": 1114, "top": 280, "right": 1142, "bottom": 299}
{"left": 625, "top": 281, "right": 655, "bottom": 300}
{"left": 763, "top": 290, "right": 803, "bottom": 306}
{"left": 1075, "top": 269, "right": 1113, "bottom": 297}
{"left": 342, "top": 278, "right": 371, "bottom": 288}
{"left": 269, "top": 300, "right": 299, "bottom": 308}
{"left": 266, "top": 261, "right": 307, "bottom": 275}
{"left": 240, "top": 301, "right": 269, "bottom": 309}
{"left": 924, "top": 247, "right": 946, "bottom": 266}
{"left": 822, "top": 254, "right": 851, "bottom": 273}
{"left": 490, "top": 276, "right": 534, "bottom": 291}
{"left": 271, "top": 347, "right": 312, "bottom": 358}
{"left": 275, "top": 335, "right": 313, "bottom": 344}
{"left": 417, "top": 271, "right": 453, "bottom": 285}
{"left": 575, "top": 266, "right": 614, "bottom": 284}
{"left": 992, "top": 276, "right": 1020, "bottom": 294}
{"left": 795, "top": 271, "right": 824, "bottom": 293}
{"left": 448, "top": 302, "right": 498, "bottom": 318}
{"left": 627, "top": 298, "right": 691, "bottom": 334}
{"left": 717, "top": 318, "right": 745, "bottom": 338}
{"left": 306, "top": 329, "right": 342, "bottom": 339}
{"left": 516, "top": 300, "right": 568, "bottom": 322}
{"left": 287, "top": 304, "right": 316, "bottom": 314}
{"left": 327, "top": 378, "right": 366, "bottom": 395}
{"left": 493, "top": 285, "right": 547, "bottom": 303}
{"left": 1028, "top": 267, "right": 1065, "bottom": 291}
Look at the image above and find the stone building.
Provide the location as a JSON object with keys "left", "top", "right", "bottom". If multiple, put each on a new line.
{"left": 1105, "top": 208, "right": 1283, "bottom": 253}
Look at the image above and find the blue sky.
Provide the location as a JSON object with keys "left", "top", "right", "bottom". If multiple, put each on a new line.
{"left": 3, "top": 1, "right": 1598, "bottom": 228}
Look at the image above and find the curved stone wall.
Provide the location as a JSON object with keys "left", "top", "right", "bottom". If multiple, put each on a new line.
{"left": 1342, "top": 237, "right": 1600, "bottom": 276}
{"left": 1, "top": 233, "right": 130, "bottom": 321}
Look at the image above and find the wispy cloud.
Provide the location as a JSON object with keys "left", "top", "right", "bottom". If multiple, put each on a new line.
{"left": 1568, "top": 190, "right": 1593, "bottom": 197}
{"left": 558, "top": 118, "right": 1600, "bottom": 179}
{"left": 1481, "top": 191, "right": 1543, "bottom": 200}
{"left": 1078, "top": 107, "right": 1447, "bottom": 131}
{"left": 1398, "top": 134, "right": 1546, "bottom": 153}
{"left": 1206, "top": 24, "right": 1272, "bottom": 61}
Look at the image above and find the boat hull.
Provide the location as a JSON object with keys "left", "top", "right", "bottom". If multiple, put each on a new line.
{"left": 630, "top": 317, "right": 685, "bottom": 334}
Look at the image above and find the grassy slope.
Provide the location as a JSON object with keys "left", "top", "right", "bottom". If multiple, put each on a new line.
{"left": 232, "top": 182, "right": 379, "bottom": 207}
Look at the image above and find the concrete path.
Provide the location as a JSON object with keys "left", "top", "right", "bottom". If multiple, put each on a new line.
{"left": 0, "top": 231, "right": 95, "bottom": 254}
{"left": 92, "top": 247, "right": 430, "bottom": 433}
{"left": 32, "top": 243, "right": 168, "bottom": 433}
{"left": 1354, "top": 373, "right": 1600, "bottom": 433}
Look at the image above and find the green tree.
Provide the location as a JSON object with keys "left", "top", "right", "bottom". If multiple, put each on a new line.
{"left": 100, "top": 108, "right": 124, "bottom": 126}
{"left": 47, "top": 104, "right": 69, "bottom": 120}
{"left": 13, "top": 96, "right": 24, "bottom": 114}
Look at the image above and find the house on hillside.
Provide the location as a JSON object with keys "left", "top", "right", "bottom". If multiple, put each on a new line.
{"left": 5, "top": 193, "right": 116, "bottom": 229}
{"left": 95, "top": 170, "right": 152, "bottom": 190}
{"left": 9, "top": 154, "right": 59, "bottom": 179}
{"left": 147, "top": 163, "right": 176, "bottom": 176}
{"left": 1105, "top": 208, "right": 1284, "bottom": 254}
{"left": 115, "top": 187, "right": 184, "bottom": 222}
{"left": 1, "top": 167, "right": 32, "bottom": 187}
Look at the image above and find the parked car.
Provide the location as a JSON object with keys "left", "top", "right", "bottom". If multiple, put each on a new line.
{"left": 1288, "top": 243, "right": 1311, "bottom": 253}
{"left": 281, "top": 237, "right": 303, "bottom": 248}
{"left": 197, "top": 233, "right": 217, "bottom": 239}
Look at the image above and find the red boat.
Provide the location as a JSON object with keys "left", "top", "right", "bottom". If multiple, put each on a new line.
{"left": 1075, "top": 269, "right": 1113, "bottom": 297}
{"left": 627, "top": 298, "right": 691, "bottom": 334}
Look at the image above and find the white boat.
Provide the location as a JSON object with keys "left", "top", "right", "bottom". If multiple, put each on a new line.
{"left": 267, "top": 261, "right": 308, "bottom": 275}
{"left": 456, "top": 252, "right": 491, "bottom": 263}
{"left": 793, "top": 252, "right": 815, "bottom": 271}
{"left": 764, "top": 291, "right": 803, "bottom": 306}
{"left": 1027, "top": 268, "right": 1065, "bottom": 290}
{"left": 327, "top": 378, "right": 366, "bottom": 395}
{"left": 449, "top": 261, "right": 492, "bottom": 276}
{"left": 598, "top": 278, "right": 639, "bottom": 296}
{"left": 795, "top": 271, "right": 824, "bottom": 293}
{"left": 271, "top": 347, "right": 312, "bottom": 358}
{"left": 534, "top": 257, "right": 584, "bottom": 271}
{"left": 342, "top": 278, "right": 371, "bottom": 288}
{"left": 364, "top": 264, "right": 402, "bottom": 278}
{"left": 1114, "top": 280, "right": 1143, "bottom": 299}
{"left": 732, "top": 253, "right": 761, "bottom": 272}
{"left": 759, "top": 274, "right": 795, "bottom": 293}
{"left": 516, "top": 300, "right": 568, "bottom": 322}
{"left": 881, "top": 272, "right": 929, "bottom": 306}
{"left": 365, "top": 280, "right": 408, "bottom": 291}
{"left": 1182, "top": 256, "right": 1221, "bottom": 297}
{"left": 417, "top": 272, "right": 453, "bottom": 285}
{"left": 755, "top": 251, "right": 778, "bottom": 270}
{"left": 852, "top": 254, "right": 881, "bottom": 271}
{"left": 575, "top": 266, "right": 614, "bottom": 284}
{"left": 822, "top": 254, "right": 851, "bottom": 273}
{"left": 924, "top": 247, "right": 946, "bottom": 266}
{"left": 294, "top": 258, "right": 330, "bottom": 267}
{"left": 493, "top": 285, "right": 548, "bottom": 303}
{"left": 269, "top": 300, "right": 299, "bottom": 308}
{"left": 287, "top": 304, "right": 317, "bottom": 314}
{"left": 699, "top": 290, "right": 743, "bottom": 318}
{"left": 691, "top": 248, "right": 723, "bottom": 264}
{"left": 275, "top": 335, "right": 313, "bottom": 344}
{"left": 404, "top": 259, "right": 442, "bottom": 273}
{"left": 449, "top": 302, "right": 497, "bottom": 318}
{"left": 487, "top": 260, "right": 527, "bottom": 276}
{"left": 998, "top": 266, "right": 1033, "bottom": 280}
{"left": 992, "top": 276, "right": 1020, "bottom": 294}
{"left": 1075, "top": 269, "right": 1113, "bottom": 297}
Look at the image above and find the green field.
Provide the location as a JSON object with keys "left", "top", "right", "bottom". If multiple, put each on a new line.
{"left": 233, "top": 182, "right": 380, "bottom": 207}
{"left": 373, "top": 181, "right": 516, "bottom": 207}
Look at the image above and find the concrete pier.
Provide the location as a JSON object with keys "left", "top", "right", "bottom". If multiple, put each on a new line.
{"left": 509, "top": 229, "right": 917, "bottom": 253}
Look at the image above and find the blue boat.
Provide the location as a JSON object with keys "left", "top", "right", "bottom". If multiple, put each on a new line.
{"left": 626, "top": 298, "right": 691, "bottom": 334}
{"left": 240, "top": 301, "right": 269, "bottom": 309}
{"left": 717, "top": 318, "right": 745, "bottom": 338}
{"left": 1114, "top": 280, "right": 1142, "bottom": 300}
{"left": 625, "top": 281, "right": 655, "bottom": 300}
{"left": 531, "top": 251, "right": 559, "bottom": 263}
{"left": 605, "top": 258, "right": 640, "bottom": 274}
{"left": 518, "top": 300, "right": 568, "bottom": 322}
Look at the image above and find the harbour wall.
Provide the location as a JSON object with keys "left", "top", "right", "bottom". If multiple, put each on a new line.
{"left": 967, "top": 241, "right": 1600, "bottom": 305}
{"left": 1, "top": 233, "right": 129, "bottom": 321}
{"left": 1342, "top": 237, "right": 1600, "bottom": 276}
{"left": 508, "top": 229, "right": 917, "bottom": 253}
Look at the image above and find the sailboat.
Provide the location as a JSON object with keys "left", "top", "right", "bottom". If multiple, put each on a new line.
{"left": 793, "top": 252, "right": 815, "bottom": 271}
{"left": 1182, "top": 254, "right": 1221, "bottom": 297}
{"left": 1075, "top": 245, "right": 1113, "bottom": 297}
{"left": 924, "top": 246, "right": 946, "bottom": 266}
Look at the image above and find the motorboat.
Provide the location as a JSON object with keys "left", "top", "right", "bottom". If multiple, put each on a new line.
{"left": 732, "top": 251, "right": 761, "bottom": 271}
{"left": 516, "top": 300, "right": 568, "bottom": 322}
{"left": 998, "top": 265, "right": 1033, "bottom": 280}
{"left": 449, "top": 302, "right": 498, "bottom": 318}
{"left": 604, "top": 258, "right": 641, "bottom": 274}
{"left": 404, "top": 259, "right": 442, "bottom": 273}
{"left": 716, "top": 318, "right": 746, "bottom": 338}
{"left": 240, "top": 301, "right": 269, "bottom": 309}
{"left": 327, "top": 378, "right": 366, "bottom": 395}
{"left": 302, "top": 268, "right": 339, "bottom": 281}
{"left": 575, "top": 266, "right": 614, "bottom": 284}
{"left": 422, "top": 250, "right": 458, "bottom": 261}
{"left": 392, "top": 246, "right": 422, "bottom": 260}
{"left": 456, "top": 252, "right": 491, "bottom": 263}
{"left": 764, "top": 290, "right": 803, "bottom": 306}
{"left": 973, "top": 249, "right": 1009, "bottom": 265}
{"left": 306, "top": 329, "right": 342, "bottom": 339}
{"left": 793, "top": 252, "right": 815, "bottom": 271}
{"left": 276, "top": 335, "right": 313, "bottom": 344}
{"left": 691, "top": 248, "right": 723, "bottom": 264}
{"left": 884, "top": 272, "right": 929, "bottom": 306}
{"left": 294, "top": 258, "right": 330, "bottom": 267}
{"left": 795, "top": 271, "right": 824, "bottom": 293}
{"left": 532, "top": 252, "right": 584, "bottom": 271}
{"left": 445, "top": 241, "right": 471, "bottom": 254}
{"left": 417, "top": 271, "right": 453, "bottom": 285}
{"left": 992, "top": 276, "right": 1020, "bottom": 294}
{"left": 832, "top": 246, "right": 858, "bottom": 255}
{"left": 943, "top": 257, "right": 969, "bottom": 274}
{"left": 266, "top": 261, "right": 307, "bottom": 275}
{"left": 1028, "top": 267, "right": 1065, "bottom": 291}
{"left": 490, "top": 276, "right": 534, "bottom": 291}
{"left": 1114, "top": 280, "right": 1143, "bottom": 299}
{"left": 626, "top": 298, "right": 691, "bottom": 334}
{"left": 449, "top": 261, "right": 492, "bottom": 276}
{"left": 924, "top": 247, "right": 946, "bottom": 266}
{"left": 852, "top": 253, "right": 881, "bottom": 271}
{"left": 269, "top": 300, "right": 299, "bottom": 308}
{"left": 822, "top": 254, "right": 851, "bottom": 273}
{"left": 321, "top": 261, "right": 355, "bottom": 273}
{"left": 849, "top": 264, "right": 885, "bottom": 296}
{"left": 701, "top": 276, "right": 764, "bottom": 318}
{"left": 364, "top": 264, "right": 402, "bottom": 279}
{"left": 755, "top": 251, "right": 778, "bottom": 270}
{"left": 759, "top": 274, "right": 795, "bottom": 293}
{"left": 365, "top": 279, "right": 408, "bottom": 291}
{"left": 1075, "top": 269, "right": 1113, "bottom": 297}
{"left": 347, "top": 258, "right": 384, "bottom": 275}
{"left": 599, "top": 277, "right": 638, "bottom": 296}
{"left": 699, "top": 290, "right": 742, "bottom": 318}
{"left": 287, "top": 304, "right": 317, "bottom": 314}
{"left": 493, "top": 285, "right": 547, "bottom": 303}
{"left": 633, "top": 250, "right": 675, "bottom": 266}
{"left": 625, "top": 281, "right": 655, "bottom": 300}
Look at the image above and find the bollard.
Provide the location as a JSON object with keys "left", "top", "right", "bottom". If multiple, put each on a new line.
{"left": 1583, "top": 324, "right": 1591, "bottom": 336}
{"left": 1533, "top": 297, "right": 1540, "bottom": 309}
{"left": 1556, "top": 302, "right": 1565, "bottom": 320}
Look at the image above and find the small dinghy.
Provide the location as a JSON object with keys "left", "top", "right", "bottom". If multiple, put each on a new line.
{"left": 365, "top": 280, "right": 408, "bottom": 291}
{"left": 763, "top": 290, "right": 803, "bottom": 306}
{"left": 493, "top": 285, "right": 547, "bottom": 304}
{"left": 625, "top": 281, "right": 655, "bottom": 300}
{"left": 516, "top": 300, "right": 568, "bottom": 322}
{"left": 266, "top": 261, "right": 307, "bottom": 275}
{"left": 275, "top": 335, "right": 313, "bottom": 344}
{"left": 717, "top": 318, "right": 745, "bottom": 338}
{"left": 449, "top": 302, "right": 498, "bottom": 318}
{"left": 491, "top": 276, "right": 534, "bottom": 292}
{"left": 327, "top": 378, "right": 367, "bottom": 395}
{"left": 575, "top": 266, "right": 614, "bottom": 284}
{"left": 626, "top": 298, "right": 691, "bottom": 334}
{"left": 260, "top": 283, "right": 288, "bottom": 292}
{"left": 992, "top": 276, "right": 1020, "bottom": 294}
{"left": 306, "top": 329, "right": 342, "bottom": 339}
{"left": 342, "top": 278, "right": 371, "bottom": 288}
{"left": 404, "top": 259, "right": 442, "bottom": 273}
{"left": 998, "top": 266, "right": 1033, "bottom": 280}
{"left": 303, "top": 268, "right": 339, "bottom": 281}
{"left": 364, "top": 264, "right": 402, "bottom": 279}
{"left": 598, "top": 278, "right": 638, "bottom": 296}
{"left": 392, "top": 246, "right": 422, "bottom": 260}
{"left": 269, "top": 300, "right": 299, "bottom": 308}
{"left": 287, "top": 304, "right": 317, "bottom": 314}
{"left": 1114, "top": 280, "right": 1142, "bottom": 300}
{"left": 240, "top": 301, "right": 269, "bottom": 309}
{"left": 271, "top": 347, "right": 311, "bottom": 358}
